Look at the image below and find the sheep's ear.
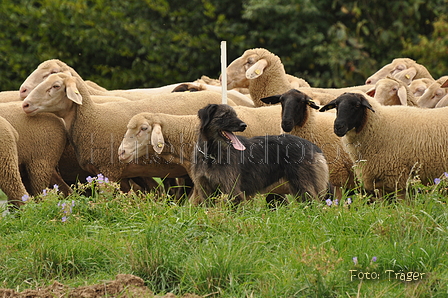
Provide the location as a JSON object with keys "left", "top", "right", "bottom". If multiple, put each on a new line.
{"left": 306, "top": 99, "right": 320, "bottom": 110}
{"left": 260, "top": 94, "right": 281, "bottom": 104}
{"left": 319, "top": 100, "right": 337, "bottom": 112}
{"left": 399, "top": 67, "right": 417, "bottom": 84}
{"left": 366, "top": 86, "right": 375, "bottom": 97}
{"left": 65, "top": 77, "right": 82, "bottom": 105}
{"left": 246, "top": 59, "right": 268, "bottom": 79}
{"left": 397, "top": 86, "right": 408, "bottom": 106}
{"left": 441, "top": 78, "right": 448, "bottom": 88}
{"left": 360, "top": 98, "right": 375, "bottom": 112}
{"left": 198, "top": 104, "right": 218, "bottom": 130}
{"left": 151, "top": 124, "right": 165, "bottom": 154}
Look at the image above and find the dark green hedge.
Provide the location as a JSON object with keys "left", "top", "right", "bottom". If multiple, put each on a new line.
{"left": 1, "top": 0, "right": 447, "bottom": 91}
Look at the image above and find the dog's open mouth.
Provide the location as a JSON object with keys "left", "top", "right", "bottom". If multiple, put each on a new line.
{"left": 221, "top": 131, "right": 246, "bottom": 151}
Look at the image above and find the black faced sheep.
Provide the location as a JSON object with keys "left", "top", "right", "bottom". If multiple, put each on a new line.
{"left": 320, "top": 92, "right": 448, "bottom": 197}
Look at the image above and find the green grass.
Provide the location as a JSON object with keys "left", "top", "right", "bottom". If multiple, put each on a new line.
{"left": 0, "top": 176, "right": 447, "bottom": 297}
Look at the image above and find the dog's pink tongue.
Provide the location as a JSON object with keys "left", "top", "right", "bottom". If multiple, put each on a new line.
{"left": 224, "top": 131, "right": 246, "bottom": 151}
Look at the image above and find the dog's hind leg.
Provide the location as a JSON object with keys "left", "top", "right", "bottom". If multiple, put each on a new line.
{"left": 266, "top": 193, "right": 289, "bottom": 209}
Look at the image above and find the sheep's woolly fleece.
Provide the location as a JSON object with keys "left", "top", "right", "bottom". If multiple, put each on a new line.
{"left": 22, "top": 73, "right": 236, "bottom": 185}
{"left": 327, "top": 94, "right": 448, "bottom": 194}
{"left": 0, "top": 115, "right": 28, "bottom": 207}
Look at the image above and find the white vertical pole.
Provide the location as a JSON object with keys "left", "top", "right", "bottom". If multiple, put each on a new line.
{"left": 221, "top": 41, "right": 227, "bottom": 104}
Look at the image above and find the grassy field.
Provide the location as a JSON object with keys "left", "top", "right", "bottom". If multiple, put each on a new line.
{"left": 0, "top": 175, "right": 447, "bottom": 298}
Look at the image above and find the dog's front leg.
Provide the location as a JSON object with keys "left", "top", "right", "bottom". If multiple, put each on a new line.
{"left": 227, "top": 187, "right": 246, "bottom": 205}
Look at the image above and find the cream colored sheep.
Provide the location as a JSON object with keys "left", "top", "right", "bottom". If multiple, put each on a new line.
{"left": 0, "top": 101, "right": 70, "bottom": 196}
{"left": 409, "top": 78, "right": 434, "bottom": 97}
{"left": 320, "top": 92, "right": 448, "bottom": 197}
{"left": 0, "top": 116, "right": 29, "bottom": 208}
{"left": 365, "top": 58, "right": 434, "bottom": 85}
{"left": 172, "top": 83, "right": 255, "bottom": 107}
{"left": 366, "top": 76, "right": 418, "bottom": 106}
{"left": 434, "top": 93, "right": 448, "bottom": 108}
{"left": 260, "top": 89, "right": 355, "bottom": 196}
{"left": 196, "top": 75, "right": 250, "bottom": 95}
{"left": 22, "top": 73, "right": 238, "bottom": 190}
{"left": 20, "top": 59, "right": 243, "bottom": 103}
{"left": 226, "top": 48, "right": 369, "bottom": 106}
{"left": 19, "top": 59, "right": 196, "bottom": 99}
{"left": 417, "top": 76, "right": 448, "bottom": 108}
{"left": 225, "top": 48, "right": 324, "bottom": 106}
{"left": 392, "top": 67, "right": 417, "bottom": 85}
{"left": 286, "top": 74, "right": 311, "bottom": 88}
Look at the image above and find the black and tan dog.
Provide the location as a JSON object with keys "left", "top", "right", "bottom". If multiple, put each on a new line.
{"left": 190, "top": 104, "right": 330, "bottom": 205}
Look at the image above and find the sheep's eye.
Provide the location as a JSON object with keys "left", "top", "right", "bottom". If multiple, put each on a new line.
{"left": 247, "top": 57, "right": 255, "bottom": 65}
{"left": 392, "top": 87, "right": 398, "bottom": 92}
{"left": 141, "top": 126, "right": 148, "bottom": 131}
{"left": 53, "top": 84, "right": 61, "bottom": 89}
{"left": 395, "top": 65, "right": 405, "bottom": 71}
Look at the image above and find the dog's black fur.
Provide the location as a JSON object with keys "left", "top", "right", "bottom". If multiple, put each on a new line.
{"left": 190, "top": 104, "right": 330, "bottom": 205}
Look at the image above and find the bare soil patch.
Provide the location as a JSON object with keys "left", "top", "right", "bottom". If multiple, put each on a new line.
{"left": 0, "top": 274, "right": 202, "bottom": 298}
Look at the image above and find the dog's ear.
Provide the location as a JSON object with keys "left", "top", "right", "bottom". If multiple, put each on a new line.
{"left": 260, "top": 94, "right": 281, "bottom": 104}
{"left": 151, "top": 124, "right": 165, "bottom": 154}
{"left": 198, "top": 104, "right": 219, "bottom": 129}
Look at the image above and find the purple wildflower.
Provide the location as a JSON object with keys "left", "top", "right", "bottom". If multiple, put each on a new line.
{"left": 21, "top": 194, "right": 29, "bottom": 202}
{"left": 372, "top": 256, "right": 377, "bottom": 262}
{"left": 444, "top": 172, "right": 448, "bottom": 178}
{"left": 326, "top": 199, "right": 332, "bottom": 206}
{"left": 61, "top": 216, "right": 67, "bottom": 222}
{"left": 53, "top": 184, "right": 59, "bottom": 191}
{"left": 346, "top": 198, "right": 352, "bottom": 205}
{"left": 435, "top": 178, "right": 441, "bottom": 185}
{"left": 353, "top": 257, "right": 358, "bottom": 265}
{"left": 42, "top": 189, "right": 47, "bottom": 196}
{"left": 104, "top": 177, "right": 109, "bottom": 183}
{"left": 334, "top": 199, "right": 339, "bottom": 206}
{"left": 97, "top": 174, "right": 104, "bottom": 183}
{"left": 86, "top": 176, "right": 93, "bottom": 183}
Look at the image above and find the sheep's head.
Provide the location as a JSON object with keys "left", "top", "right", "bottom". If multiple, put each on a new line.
{"left": 118, "top": 114, "right": 165, "bottom": 163}
{"left": 19, "top": 59, "right": 72, "bottom": 99}
{"left": 260, "top": 89, "right": 319, "bottom": 132}
{"left": 366, "top": 77, "right": 408, "bottom": 106}
{"left": 409, "top": 78, "right": 433, "bottom": 97}
{"left": 417, "top": 77, "right": 448, "bottom": 108}
{"left": 22, "top": 73, "right": 82, "bottom": 117}
{"left": 365, "top": 58, "right": 416, "bottom": 85}
{"left": 225, "top": 48, "right": 280, "bottom": 90}
{"left": 320, "top": 93, "right": 375, "bottom": 137}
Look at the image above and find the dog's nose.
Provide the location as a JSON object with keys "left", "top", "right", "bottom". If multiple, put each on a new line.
{"left": 240, "top": 122, "right": 247, "bottom": 130}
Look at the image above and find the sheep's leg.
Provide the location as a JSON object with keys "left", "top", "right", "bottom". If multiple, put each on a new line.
{"left": 25, "top": 162, "right": 54, "bottom": 196}
{"left": 1, "top": 157, "right": 27, "bottom": 209}
{"left": 50, "top": 169, "right": 72, "bottom": 195}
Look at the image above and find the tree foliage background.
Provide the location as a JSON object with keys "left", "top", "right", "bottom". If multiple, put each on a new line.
{"left": 1, "top": 0, "right": 447, "bottom": 91}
